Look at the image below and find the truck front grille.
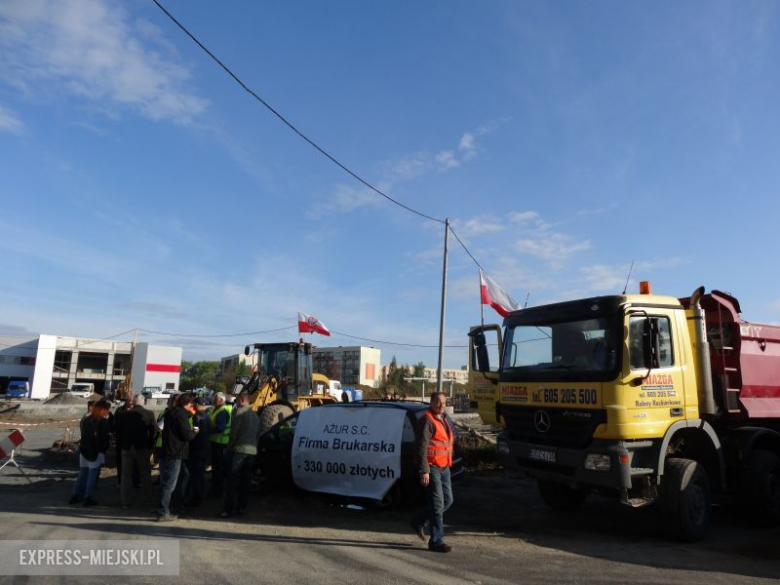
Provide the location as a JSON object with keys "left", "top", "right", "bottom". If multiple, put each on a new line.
{"left": 501, "top": 405, "right": 606, "bottom": 449}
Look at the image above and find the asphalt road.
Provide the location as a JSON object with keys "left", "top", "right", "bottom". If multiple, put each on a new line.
{"left": 0, "top": 426, "right": 778, "bottom": 584}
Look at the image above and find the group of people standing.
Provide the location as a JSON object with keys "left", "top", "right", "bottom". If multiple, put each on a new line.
{"left": 71, "top": 389, "right": 458, "bottom": 552}
{"left": 71, "top": 389, "right": 260, "bottom": 523}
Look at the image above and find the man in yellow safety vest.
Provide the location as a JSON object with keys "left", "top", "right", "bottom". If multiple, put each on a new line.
{"left": 208, "top": 392, "right": 232, "bottom": 497}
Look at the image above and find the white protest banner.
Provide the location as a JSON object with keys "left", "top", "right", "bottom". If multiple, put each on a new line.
{"left": 291, "top": 406, "right": 406, "bottom": 500}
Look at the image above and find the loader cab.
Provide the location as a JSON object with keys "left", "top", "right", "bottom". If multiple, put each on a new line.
{"left": 245, "top": 342, "right": 314, "bottom": 400}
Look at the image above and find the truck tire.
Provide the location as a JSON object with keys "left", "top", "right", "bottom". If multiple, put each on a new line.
{"left": 743, "top": 450, "right": 780, "bottom": 527}
{"left": 258, "top": 404, "right": 294, "bottom": 434}
{"left": 537, "top": 480, "right": 587, "bottom": 511}
{"left": 660, "top": 458, "right": 711, "bottom": 542}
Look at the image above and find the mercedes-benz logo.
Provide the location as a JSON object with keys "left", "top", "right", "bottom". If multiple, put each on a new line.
{"left": 534, "top": 410, "right": 551, "bottom": 433}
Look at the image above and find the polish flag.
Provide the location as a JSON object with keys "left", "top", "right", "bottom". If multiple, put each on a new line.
{"left": 480, "top": 270, "right": 520, "bottom": 317}
{"left": 298, "top": 312, "right": 331, "bottom": 336}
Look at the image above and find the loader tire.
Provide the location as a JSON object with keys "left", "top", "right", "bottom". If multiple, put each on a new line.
{"left": 742, "top": 450, "right": 780, "bottom": 527}
{"left": 660, "top": 457, "right": 711, "bottom": 542}
{"left": 258, "top": 404, "right": 294, "bottom": 434}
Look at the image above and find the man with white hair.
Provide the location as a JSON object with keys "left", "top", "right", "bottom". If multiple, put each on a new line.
{"left": 208, "top": 392, "right": 232, "bottom": 497}
{"left": 220, "top": 391, "right": 260, "bottom": 518}
{"left": 115, "top": 392, "right": 156, "bottom": 508}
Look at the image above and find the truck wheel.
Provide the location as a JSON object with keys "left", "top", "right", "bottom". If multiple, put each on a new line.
{"left": 743, "top": 450, "right": 780, "bottom": 527}
{"left": 660, "top": 458, "right": 711, "bottom": 542}
{"left": 258, "top": 404, "right": 294, "bottom": 433}
{"left": 537, "top": 480, "right": 587, "bottom": 511}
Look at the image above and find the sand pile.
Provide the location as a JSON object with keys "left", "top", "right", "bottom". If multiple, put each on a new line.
{"left": 45, "top": 392, "right": 88, "bottom": 405}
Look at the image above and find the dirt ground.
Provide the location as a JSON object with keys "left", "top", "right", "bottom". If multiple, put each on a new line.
{"left": 0, "top": 413, "right": 778, "bottom": 584}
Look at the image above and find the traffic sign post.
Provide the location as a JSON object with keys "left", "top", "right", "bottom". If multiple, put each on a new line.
{"left": 0, "top": 429, "right": 32, "bottom": 484}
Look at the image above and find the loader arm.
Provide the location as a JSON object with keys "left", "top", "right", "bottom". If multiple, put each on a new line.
{"left": 248, "top": 375, "right": 278, "bottom": 412}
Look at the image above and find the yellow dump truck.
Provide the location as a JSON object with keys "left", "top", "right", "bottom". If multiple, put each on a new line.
{"left": 468, "top": 284, "right": 780, "bottom": 540}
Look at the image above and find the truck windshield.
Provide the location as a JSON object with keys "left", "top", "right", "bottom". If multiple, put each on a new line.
{"left": 502, "top": 316, "right": 619, "bottom": 382}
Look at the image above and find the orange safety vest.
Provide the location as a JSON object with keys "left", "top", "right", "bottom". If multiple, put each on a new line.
{"left": 425, "top": 411, "right": 453, "bottom": 468}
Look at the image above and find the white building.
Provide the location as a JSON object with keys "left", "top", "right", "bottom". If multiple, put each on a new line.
{"left": 379, "top": 364, "right": 470, "bottom": 385}
{"left": 0, "top": 334, "right": 182, "bottom": 400}
{"left": 312, "top": 345, "right": 381, "bottom": 388}
{"left": 219, "top": 352, "right": 256, "bottom": 375}
{"left": 421, "top": 366, "right": 469, "bottom": 385}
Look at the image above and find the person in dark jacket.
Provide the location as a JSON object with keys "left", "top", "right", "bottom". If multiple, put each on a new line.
{"left": 115, "top": 397, "right": 141, "bottom": 489}
{"left": 70, "top": 399, "right": 111, "bottom": 507}
{"left": 115, "top": 393, "right": 156, "bottom": 508}
{"left": 185, "top": 398, "right": 211, "bottom": 507}
{"left": 156, "top": 393, "right": 198, "bottom": 521}
{"left": 220, "top": 392, "right": 260, "bottom": 518}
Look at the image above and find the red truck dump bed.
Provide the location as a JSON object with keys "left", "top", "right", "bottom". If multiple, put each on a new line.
{"left": 681, "top": 290, "right": 780, "bottom": 419}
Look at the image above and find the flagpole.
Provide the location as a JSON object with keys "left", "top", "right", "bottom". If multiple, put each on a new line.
{"left": 436, "top": 219, "right": 449, "bottom": 396}
{"left": 479, "top": 270, "right": 484, "bottom": 328}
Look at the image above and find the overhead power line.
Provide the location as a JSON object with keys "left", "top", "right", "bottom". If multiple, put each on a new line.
{"left": 330, "top": 330, "right": 467, "bottom": 349}
{"left": 151, "top": 0, "right": 444, "bottom": 225}
{"left": 138, "top": 326, "right": 297, "bottom": 338}
{"left": 447, "top": 226, "right": 484, "bottom": 271}
{"left": 150, "top": 1, "right": 499, "bottom": 280}
{"left": 0, "top": 327, "right": 467, "bottom": 352}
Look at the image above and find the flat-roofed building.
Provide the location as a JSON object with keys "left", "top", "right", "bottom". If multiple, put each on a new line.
{"left": 312, "top": 346, "right": 380, "bottom": 388}
{"left": 379, "top": 364, "right": 469, "bottom": 385}
{"left": 0, "top": 334, "right": 182, "bottom": 399}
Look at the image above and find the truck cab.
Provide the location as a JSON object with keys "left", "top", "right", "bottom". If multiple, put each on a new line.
{"left": 471, "top": 285, "right": 780, "bottom": 541}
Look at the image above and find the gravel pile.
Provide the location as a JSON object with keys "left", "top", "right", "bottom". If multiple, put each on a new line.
{"left": 44, "top": 393, "right": 87, "bottom": 405}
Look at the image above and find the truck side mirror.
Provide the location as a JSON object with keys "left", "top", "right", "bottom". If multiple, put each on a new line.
{"left": 642, "top": 318, "right": 661, "bottom": 370}
{"left": 634, "top": 317, "right": 660, "bottom": 380}
{"left": 470, "top": 331, "right": 491, "bottom": 373}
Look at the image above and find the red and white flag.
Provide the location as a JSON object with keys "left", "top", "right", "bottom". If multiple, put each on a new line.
{"left": 298, "top": 312, "right": 331, "bottom": 336}
{"left": 480, "top": 270, "right": 520, "bottom": 317}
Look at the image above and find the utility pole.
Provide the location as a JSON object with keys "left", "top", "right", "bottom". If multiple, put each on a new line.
{"left": 122, "top": 328, "right": 138, "bottom": 401}
{"left": 436, "top": 219, "right": 449, "bottom": 394}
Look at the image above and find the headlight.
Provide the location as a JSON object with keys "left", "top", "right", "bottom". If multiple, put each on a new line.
{"left": 584, "top": 453, "right": 611, "bottom": 471}
{"left": 497, "top": 441, "right": 510, "bottom": 455}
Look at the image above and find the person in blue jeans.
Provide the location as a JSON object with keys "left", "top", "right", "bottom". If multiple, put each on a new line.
{"left": 157, "top": 393, "right": 199, "bottom": 522}
{"left": 70, "top": 399, "right": 111, "bottom": 507}
{"left": 410, "top": 392, "right": 455, "bottom": 553}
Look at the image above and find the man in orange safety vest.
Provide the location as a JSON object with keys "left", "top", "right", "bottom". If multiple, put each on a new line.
{"left": 410, "top": 391, "right": 455, "bottom": 553}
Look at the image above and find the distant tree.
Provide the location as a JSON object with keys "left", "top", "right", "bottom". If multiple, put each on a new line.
{"left": 388, "top": 356, "right": 407, "bottom": 389}
{"left": 411, "top": 361, "right": 426, "bottom": 394}
{"left": 220, "top": 360, "right": 249, "bottom": 393}
{"left": 180, "top": 360, "right": 221, "bottom": 391}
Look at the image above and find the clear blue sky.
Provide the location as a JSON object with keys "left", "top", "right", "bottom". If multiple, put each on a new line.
{"left": 1, "top": 1, "right": 778, "bottom": 366}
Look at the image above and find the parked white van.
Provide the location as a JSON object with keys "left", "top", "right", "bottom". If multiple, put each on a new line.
{"left": 68, "top": 383, "right": 95, "bottom": 398}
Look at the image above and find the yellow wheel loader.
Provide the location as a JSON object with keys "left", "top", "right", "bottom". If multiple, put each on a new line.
{"left": 235, "top": 341, "right": 336, "bottom": 433}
